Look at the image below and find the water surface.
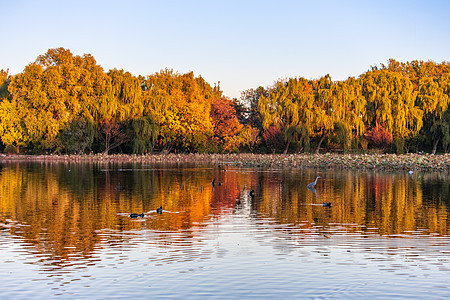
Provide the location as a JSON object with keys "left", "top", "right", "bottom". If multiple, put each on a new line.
{"left": 0, "top": 161, "right": 449, "bottom": 298}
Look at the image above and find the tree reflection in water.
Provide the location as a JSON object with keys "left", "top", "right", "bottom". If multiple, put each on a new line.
{"left": 0, "top": 161, "right": 448, "bottom": 268}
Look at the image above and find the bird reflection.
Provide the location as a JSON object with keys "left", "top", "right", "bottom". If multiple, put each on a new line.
{"left": 308, "top": 182, "right": 332, "bottom": 207}
{"left": 307, "top": 185, "right": 319, "bottom": 198}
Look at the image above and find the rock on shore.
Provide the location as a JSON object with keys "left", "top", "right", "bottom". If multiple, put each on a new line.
{"left": 1, "top": 153, "right": 449, "bottom": 171}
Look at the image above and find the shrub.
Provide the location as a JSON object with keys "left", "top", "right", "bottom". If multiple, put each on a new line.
{"left": 365, "top": 125, "right": 392, "bottom": 149}
{"left": 393, "top": 137, "right": 405, "bottom": 154}
{"left": 4, "top": 144, "right": 18, "bottom": 154}
{"left": 263, "top": 125, "right": 284, "bottom": 153}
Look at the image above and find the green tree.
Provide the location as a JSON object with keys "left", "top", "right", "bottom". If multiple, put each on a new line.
{"left": 131, "top": 116, "right": 160, "bottom": 154}
{"left": 0, "top": 69, "right": 10, "bottom": 99}
{"left": 58, "top": 118, "right": 95, "bottom": 154}
{"left": 238, "top": 86, "right": 268, "bottom": 130}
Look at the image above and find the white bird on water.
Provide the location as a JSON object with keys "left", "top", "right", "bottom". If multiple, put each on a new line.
{"left": 307, "top": 176, "right": 321, "bottom": 188}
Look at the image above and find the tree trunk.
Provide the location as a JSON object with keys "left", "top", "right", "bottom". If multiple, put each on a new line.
{"left": 432, "top": 137, "right": 440, "bottom": 155}
{"left": 102, "top": 130, "right": 111, "bottom": 154}
{"left": 315, "top": 132, "right": 326, "bottom": 154}
{"left": 284, "top": 139, "right": 291, "bottom": 154}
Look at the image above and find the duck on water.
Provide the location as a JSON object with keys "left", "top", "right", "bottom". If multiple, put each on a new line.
{"left": 129, "top": 213, "right": 144, "bottom": 218}
{"left": 129, "top": 206, "right": 163, "bottom": 218}
{"left": 211, "top": 179, "right": 222, "bottom": 187}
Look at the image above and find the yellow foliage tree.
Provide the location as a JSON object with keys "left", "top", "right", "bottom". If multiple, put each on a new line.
{"left": 142, "top": 70, "right": 215, "bottom": 151}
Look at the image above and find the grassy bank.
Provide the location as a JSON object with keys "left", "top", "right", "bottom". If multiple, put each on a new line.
{"left": 1, "top": 153, "right": 449, "bottom": 171}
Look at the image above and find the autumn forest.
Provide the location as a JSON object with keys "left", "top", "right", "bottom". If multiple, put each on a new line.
{"left": 0, "top": 47, "right": 449, "bottom": 155}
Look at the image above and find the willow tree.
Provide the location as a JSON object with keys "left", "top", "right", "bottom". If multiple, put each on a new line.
{"left": 258, "top": 77, "right": 317, "bottom": 153}
{"left": 416, "top": 75, "right": 450, "bottom": 153}
{"left": 361, "top": 70, "right": 423, "bottom": 152}
{"left": 131, "top": 116, "right": 159, "bottom": 154}
{"left": 311, "top": 75, "right": 334, "bottom": 153}
{"left": 259, "top": 80, "right": 292, "bottom": 153}
{"left": 381, "top": 59, "right": 450, "bottom": 152}
{"left": 285, "top": 77, "right": 316, "bottom": 152}
{"left": 89, "top": 69, "right": 145, "bottom": 154}
{"left": 77, "top": 54, "right": 113, "bottom": 122}
{"left": 329, "top": 77, "right": 366, "bottom": 150}
{"left": 107, "top": 69, "right": 143, "bottom": 121}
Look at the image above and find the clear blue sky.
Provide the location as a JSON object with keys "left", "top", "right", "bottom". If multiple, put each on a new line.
{"left": 1, "top": 0, "right": 449, "bottom": 98}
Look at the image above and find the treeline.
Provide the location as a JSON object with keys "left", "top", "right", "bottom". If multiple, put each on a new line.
{"left": 0, "top": 48, "right": 449, "bottom": 154}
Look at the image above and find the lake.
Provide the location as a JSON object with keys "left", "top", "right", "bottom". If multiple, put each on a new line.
{"left": 0, "top": 161, "right": 449, "bottom": 299}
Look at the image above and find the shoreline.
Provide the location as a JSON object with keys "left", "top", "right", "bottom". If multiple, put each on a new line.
{"left": 1, "top": 153, "right": 449, "bottom": 171}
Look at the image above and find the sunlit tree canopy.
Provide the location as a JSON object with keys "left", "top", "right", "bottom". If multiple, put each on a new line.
{"left": 0, "top": 49, "right": 449, "bottom": 154}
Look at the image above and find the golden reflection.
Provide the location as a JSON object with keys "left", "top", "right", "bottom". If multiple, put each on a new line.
{"left": 253, "top": 171, "right": 449, "bottom": 236}
{"left": 0, "top": 162, "right": 449, "bottom": 264}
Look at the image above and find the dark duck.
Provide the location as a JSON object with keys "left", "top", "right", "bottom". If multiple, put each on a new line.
{"left": 129, "top": 213, "right": 144, "bottom": 218}
{"left": 211, "top": 179, "right": 222, "bottom": 187}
